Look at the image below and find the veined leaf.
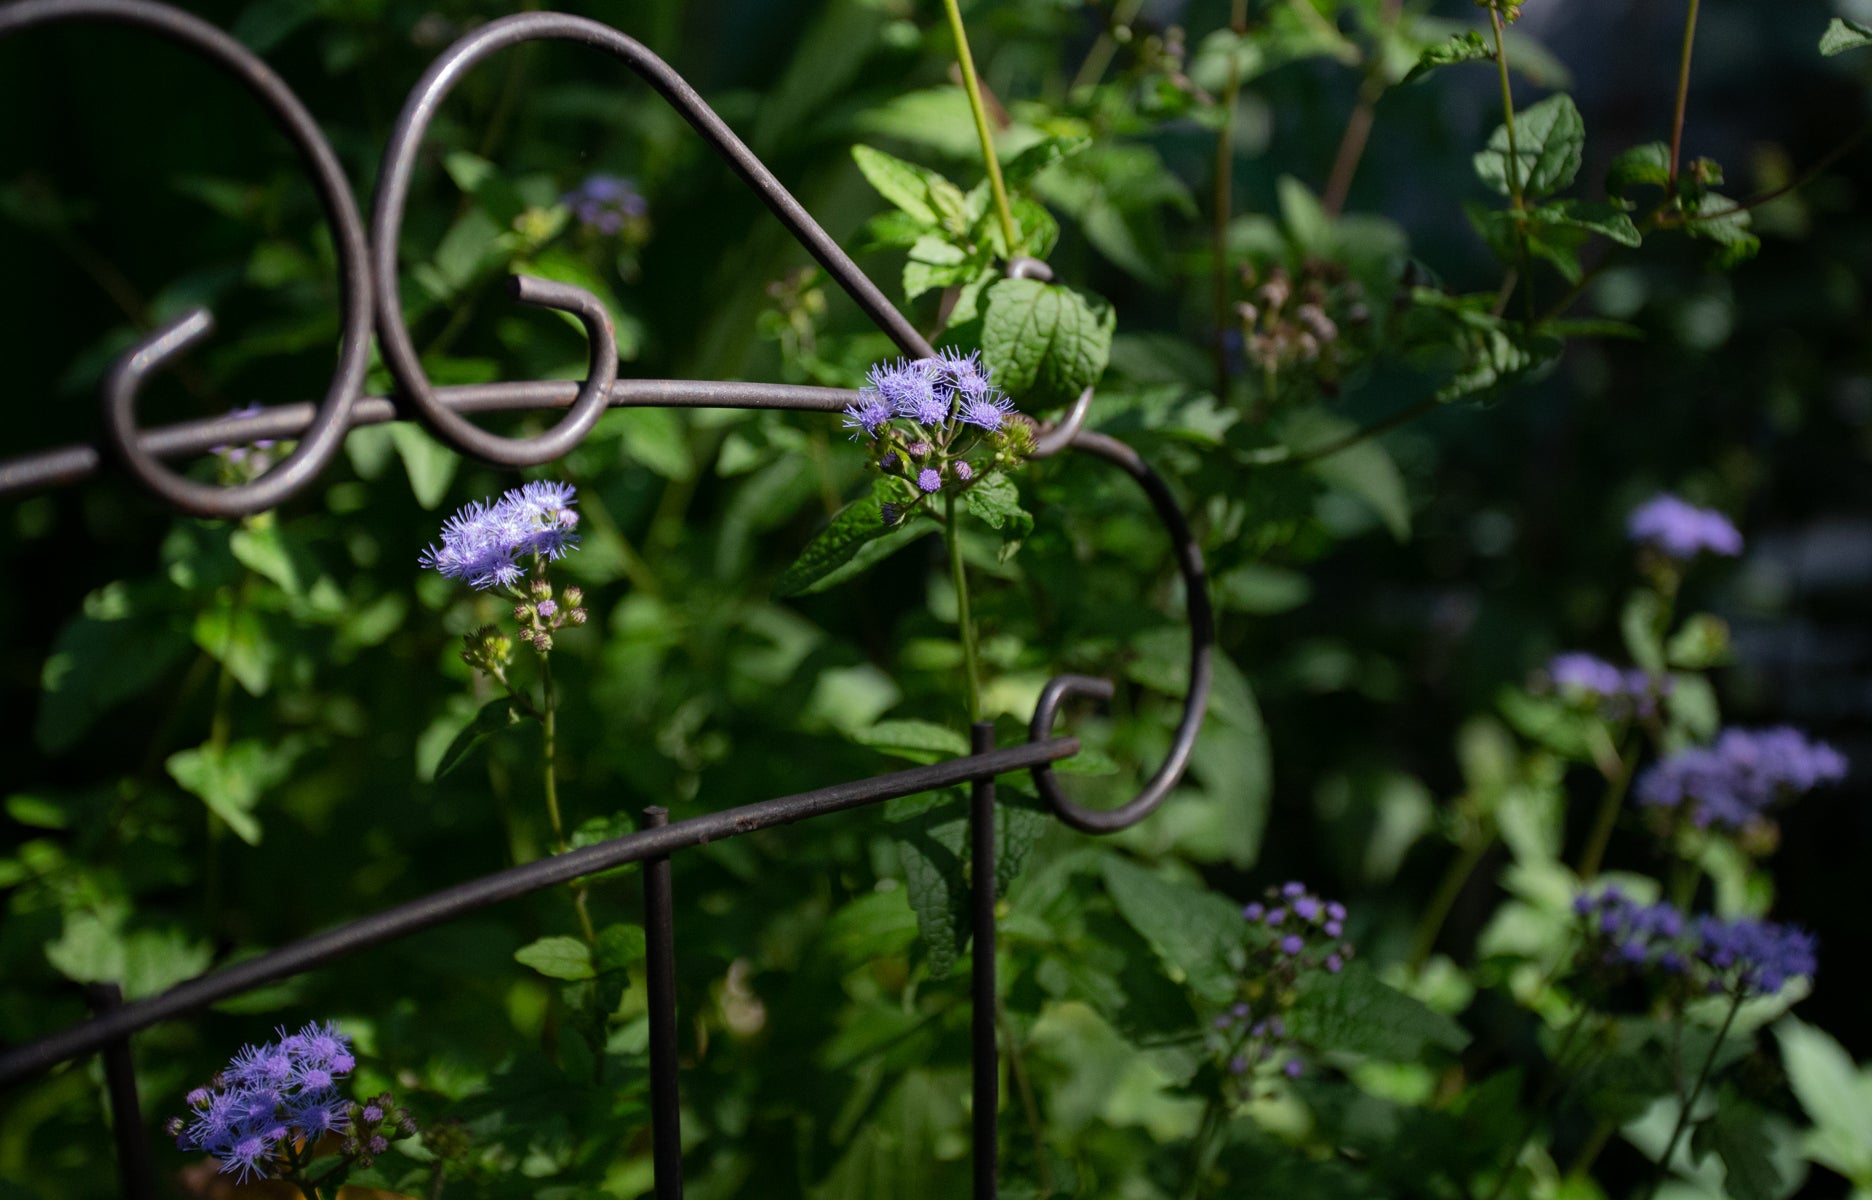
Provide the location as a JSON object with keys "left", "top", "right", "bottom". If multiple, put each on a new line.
{"left": 775, "top": 476, "right": 920, "bottom": 598}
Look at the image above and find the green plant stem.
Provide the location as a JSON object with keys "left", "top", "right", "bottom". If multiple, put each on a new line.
{"left": 1642, "top": 989, "right": 1744, "bottom": 1200}
{"left": 1322, "top": 0, "right": 1404, "bottom": 217}
{"left": 539, "top": 654, "right": 595, "bottom": 944}
{"left": 1575, "top": 732, "right": 1639, "bottom": 881}
{"left": 1179, "top": 1094, "right": 1226, "bottom": 1200}
{"left": 1566, "top": 1116, "right": 1614, "bottom": 1179}
{"left": 1212, "top": 0, "right": 1249, "bottom": 399}
{"left": 429, "top": 1160, "right": 448, "bottom": 1200}
{"left": 997, "top": 997, "right": 1054, "bottom": 1197}
{"left": 1666, "top": 0, "right": 1703, "bottom": 190}
{"left": 1409, "top": 833, "right": 1492, "bottom": 971}
{"left": 1481, "top": 1005, "right": 1596, "bottom": 1200}
{"left": 942, "top": 0, "right": 1019, "bottom": 254}
{"left": 1070, "top": 0, "right": 1146, "bottom": 94}
{"left": 1488, "top": 7, "right": 1523, "bottom": 214}
{"left": 946, "top": 492, "right": 983, "bottom": 724}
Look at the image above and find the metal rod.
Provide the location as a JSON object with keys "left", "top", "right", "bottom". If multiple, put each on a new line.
{"left": 0, "top": 738, "right": 1076, "bottom": 1089}
{"left": 83, "top": 984, "right": 155, "bottom": 1200}
{"left": 642, "top": 807, "right": 684, "bottom": 1200}
{"left": 0, "top": 0, "right": 373, "bottom": 518}
{"left": 0, "top": 378, "right": 857, "bottom": 500}
{"left": 969, "top": 722, "right": 999, "bottom": 1200}
{"left": 1027, "top": 429, "right": 1215, "bottom": 833}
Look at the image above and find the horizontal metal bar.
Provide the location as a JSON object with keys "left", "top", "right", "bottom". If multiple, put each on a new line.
{"left": 0, "top": 378, "right": 857, "bottom": 498}
{"left": 0, "top": 737, "right": 1077, "bottom": 1089}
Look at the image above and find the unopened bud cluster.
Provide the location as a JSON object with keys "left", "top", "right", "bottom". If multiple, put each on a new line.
{"left": 513, "top": 576, "right": 587, "bottom": 654}
{"left": 340, "top": 1091, "right": 420, "bottom": 1170}
{"left": 842, "top": 351, "right": 1031, "bottom": 524}
{"left": 1210, "top": 883, "right": 1355, "bottom": 1092}
{"left": 1232, "top": 261, "right": 1368, "bottom": 389}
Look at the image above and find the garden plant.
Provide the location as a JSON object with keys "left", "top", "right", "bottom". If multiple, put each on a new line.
{"left": 0, "top": 0, "right": 1869, "bottom": 1198}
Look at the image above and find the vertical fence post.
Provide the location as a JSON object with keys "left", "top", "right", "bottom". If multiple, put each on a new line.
{"left": 642, "top": 806, "right": 684, "bottom": 1200}
{"left": 84, "top": 983, "right": 154, "bottom": 1200}
{"left": 970, "top": 722, "right": 999, "bottom": 1200}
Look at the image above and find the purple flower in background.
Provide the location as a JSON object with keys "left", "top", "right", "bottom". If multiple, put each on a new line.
{"left": 1549, "top": 653, "right": 1627, "bottom": 698}
{"left": 1636, "top": 727, "right": 1847, "bottom": 831}
{"left": 1694, "top": 915, "right": 1817, "bottom": 994}
{"left": 174, "top": 1021, "right": 355, "bottom": 1183}
{"left": 1627, "top": 493, "right": 1744, "bottom": 560}
{"left": 916, "top": 468, "right": 943, "bottom": 494}
{"left": 564, "top": 173, "right": 647, "bottom": 236}
{"left": 1573, "top": 887, "right": 1692, "bottom": 975}
{"left": 420, "top": 483, "right": 580, "bottom": 590}
{"left": 960, "top": 393, "right": 1016, "bottom": 432}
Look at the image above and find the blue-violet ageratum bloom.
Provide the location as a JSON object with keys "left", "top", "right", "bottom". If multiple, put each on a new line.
{"left": 173, "top": 1021, "right": 356, "bottom": 1183}
{"left": 419, "top": 482, "right": 580, "bottom": 591}
{"left": 1636, "top": 727, "right": 1846, "bottom": 832}
{"left": 1627, "top": 493, "right": 1744, "bottom": 560}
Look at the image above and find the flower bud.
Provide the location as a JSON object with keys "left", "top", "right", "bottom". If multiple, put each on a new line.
{"left": 530, "top": 576, "right": 552, "bottom": 601}
{"left": 563, "top": 586, "right": 582, "bottom": 606}
{"left": 569, "top": 608, "right": 589, "bottom": 625}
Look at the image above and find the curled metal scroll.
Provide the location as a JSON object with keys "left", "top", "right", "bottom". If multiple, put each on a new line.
{"left": 1026, "top": 429, "right": 1214, "bottom": 833}
{"left": 372, "top": 10, "right": 936, "bottom": 465}
{"left": 0, "top": 0, "right": 371, "bottom": 519}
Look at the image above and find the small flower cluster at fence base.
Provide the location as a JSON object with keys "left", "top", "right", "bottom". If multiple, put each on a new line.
{"left": 166, "top": 1020, "right": 416, "bottom": 1187}
{"left": 1211, "top": 883, "right": 1353, "bottom": 1090}
{"left": 1572, "top": 887, "right": 1817, "bottom": 1000}
{"left": 842, "top": 351, "right": 1034, "bottom": 522}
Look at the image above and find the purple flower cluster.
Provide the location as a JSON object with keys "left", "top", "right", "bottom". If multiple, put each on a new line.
{"left": 1695, "top": 915, "right": 1817, "bottom": 994}
{"left": 1215, "top": 883, "right": 1355, "bottom": 1086}
{"left": 1574, "top": 888, "right": 1817, "bottom": 996}
{"left": 1636, "top": 727, "right": 1847, "bottom": 832}
{"left": 841, "top": 351, "right": 1017, "bottom": 444}
{"left": 1572, "top": 888, "right": 1690, "bottom": 975}
{"left": 419, "top": 480, "right": 580, "bottom": 591}
{"left": 1546, "top": 652, "right": 1671, "bottom": 716}
{"left": 563, "top": 174, "right": 647, "bottom": 236}
{"left": 172, "top": 1021, "right": 356, "bottom": 1183}
{"left": 1627, "top": 494, "right": 1744, "bottom": 560}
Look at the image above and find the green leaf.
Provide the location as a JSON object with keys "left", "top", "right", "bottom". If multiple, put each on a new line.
{"left": 1404, "top": 30, "right": 1491, "bottom": 83}
{"left": 774, "top": 476, "right": 920, "bottom": 598}
{"left": 888, "top": 791, "right": 969, "bottom": 978}
{"left": 36, "top": 581, "right": 190, "bottom": 754}
{"left": 514, "top": 935, "right": 595, "bottom": 981}
{"left": 165, "top": 738, "right": 303, "bottom": 846}
{"left": 1474, "top": 93, "right": 1585, "bottom": 199}
{"left": 1607, "top": 141, "right": 1672, "bottom": 201}
{"left": 1538, "top": 199, "right": 1643, "bottom": 247}
{"left": 1692, "top": 1092, "right": 1802, "bottom": 1200}
{"left": 1821, "top": 17, "right": 1872, "bottom": 56}
{"left": 1099, "top": 855, "right": 1244, "bottom": 1004}
{"left": 1667, "top": 614, "right": 1732, "bottom": 669}
{"left": 854, "top": 719, "right": 970, "bottom": 764}
{"left": 1289, "top": 962, "right": 1471, "bottom": 1059}
{"left": 793, "top": 522, "right": 932, "bottom": 597}
{"left": 388, "top": 423, "right": 458, "bottom": 509}
{"left": 1683, "top": 193, "right": 1760, "bottom": 267}
{"left": 614, "top": 406, "right": 695, "bottom": 481}
{"left": 1621, "top": 589, "right": 1667, "bottom": 675}
{"left": 961, "top": 472, "right": 1032, "bottom": 537}
{"left": 433, "top": 696, "right": 524, "bottom": 781}
{"left": 980, "top": 278, "right": 1115, "bottom": 410}
{"left": 902, "top": 234, "right": 977, "bottom": 301}
{"left": 851, "top": 144, "right": 954, "bottom": 228}
{"left": 1776, "top": 1018, "right": 1872, "bottom": 1185}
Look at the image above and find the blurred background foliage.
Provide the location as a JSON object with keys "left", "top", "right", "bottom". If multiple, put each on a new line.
{"left": 1, "top": 0, "right": 1869, "bottom": 1196}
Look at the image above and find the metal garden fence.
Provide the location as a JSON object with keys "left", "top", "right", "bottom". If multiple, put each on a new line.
{"left": 0, "top": 5, "right": 1215, "bottom": 1197}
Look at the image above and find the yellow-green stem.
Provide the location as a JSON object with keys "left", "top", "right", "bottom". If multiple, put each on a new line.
{"left": 540, "top": 654, "right": 595, "bottom": 944}
{"left": 1488, "top": 6, "right": 1523, "bottom": 213}
{"left": 1409, "top": 833, "right": 1492, "bottom": 971}
{"left": 941, "top": 0, "right": 1019, "bottom": 253}
{"left": 1212, "top": 0, "right": 1248, "bottom": 399}
{"left": 946, "top": 492, "right": 983, "bottom": 724}
{"left": 1667, "top": 0, "right": 1703, "bottom": 190}
{"left": 1575, "top": 733, "right": 1639, "bottom": 881}
{"left": 1642, "top": 990, "right": 1743, "bottom": 1200}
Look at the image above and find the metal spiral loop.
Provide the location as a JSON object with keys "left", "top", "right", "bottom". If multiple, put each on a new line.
{"left": 0, "top": 0, "right": 371, "bottom": 518}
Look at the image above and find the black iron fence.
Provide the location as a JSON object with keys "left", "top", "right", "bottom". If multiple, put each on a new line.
{"left": 0, "top": 5, "right": 1214, "bottom": 1197}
